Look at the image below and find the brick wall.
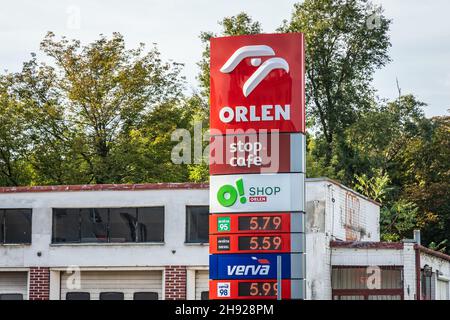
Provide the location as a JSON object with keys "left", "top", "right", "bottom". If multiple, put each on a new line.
{"left": 165, "top": 266, "right": 187, "bottom": 300}
{"left": 29, "top": 267, "right": 50, "bottom": 300}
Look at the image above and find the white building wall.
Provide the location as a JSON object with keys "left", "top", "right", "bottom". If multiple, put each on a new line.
{"left": 305, "top": 179, "right": 381, "bottom": 300}
{"left": 420, "top": 250, "right": 450, "bottom": 300}
{"left": 402, "top": 243, "right": 417, "bottom": 300}
{"left": 0, "top": 189, "right": 209, "bottom": 268}
{"left": 1, "top": 178, "right": 382, "bottom": 300}
{"left": 331, "top": 247, "right": 403, "bottom": 266}
{"left": 305, "top": 180, "right": 330, "bottom": 300}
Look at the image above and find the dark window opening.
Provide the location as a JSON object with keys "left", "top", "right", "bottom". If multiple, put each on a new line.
{"left": 53, "top": 209, "right": 79, "bottom": 243}
{"left": 186, "top": 206, "right": 209, "bottom": 243}
{"left": 201, "top": 291, "right": 209, "bottom": 300}
{"left": 52, "top": 207, "right": 164, "bottom": 244}
{"left": 0, "top": 293, "right": 23, "bottom": 300}
{"left": 109, "top": 208, "right": 137, "bottom": 243}
{"left": 100, "top": 292, "right": 124, "bottom": 300}
{"left": 0, "top": 210, "right": 4, "bottom": 243}
{"left": 80, "top": 209, "right": 108, "bottom": 243}
{"left": 66, "top": 292, "right": 91, "bottom": 300}
{"left": 0, "top": 209, "right": 32, "bottom": 244}
{"left": 137, "top": 207, "right": 164, "bottom": 242}
{"left": 133, "top": 292, "right": 158, "bottom": 300}
{"left": 421, "top": 270, "right": 433, "bottom": 300}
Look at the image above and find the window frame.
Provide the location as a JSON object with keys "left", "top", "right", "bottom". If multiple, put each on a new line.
{"left": 52, "top": 208, "right": 81, "bottom": 244}
{"left": 0, "top": 293, "right": 24, "bottom": 300}
{"left": 99, "top": 292, "right": 124, "bottom": 300}
{"left": 65, "top": 292, "right": 91, "bottom": 300}
{"left": 51, "top": 207, "right": 165, "bottom": 244}
{"left": 133, "top": 292, "right": 159, "bottom": 300}
{"left": 136, "top": 207, "right": 165, "bottom": 243}
{"left": 0, "top": 209, "right": 32, "bottom": 245}
{"left": 185, "top": 205, "right": 209, "bottom": 244}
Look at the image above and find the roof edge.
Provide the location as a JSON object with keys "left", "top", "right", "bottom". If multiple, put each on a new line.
{"left": 306, "top": 177, "right": 382, "bottom": 206}
{"left": 418, "top": 244, "right": 450, "bottom": 262}
{"left": 330, "top": 241, "right": 404, "bottom": 249}
{"left": 0, "top": 183, "right": 209, "bottom": 193}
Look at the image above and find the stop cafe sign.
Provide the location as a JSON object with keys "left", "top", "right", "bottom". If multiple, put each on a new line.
{"left": 209, "top": 33, "right": 305, "bottom": 133}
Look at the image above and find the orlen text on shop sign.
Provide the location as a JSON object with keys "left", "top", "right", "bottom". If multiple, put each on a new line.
{"left": 210, "top": 33, "right": 305, "bottom": 133}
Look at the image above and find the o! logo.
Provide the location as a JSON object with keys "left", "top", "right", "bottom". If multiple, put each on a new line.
{"left": 217, "top": 178, "right": 247, "bottom": 207}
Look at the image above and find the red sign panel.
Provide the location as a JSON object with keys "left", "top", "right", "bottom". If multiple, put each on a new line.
{"left": 210, "top": 233, "right": 295, "bottom": 254}
{"left": 210, "top": 33, "right": 305, "bottom": 133}
{"left": 209, "top": 133, "right": 304, "bottom": 175}
{"left": 209, "top": 279, "right": 292, "bottom": 300}
{"left": 210, "top": 213, "right": 294, "bottom": 234}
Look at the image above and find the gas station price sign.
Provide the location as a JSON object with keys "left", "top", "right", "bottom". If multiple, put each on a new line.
{"left": 239, "top": 216, "right": 282, "bottom": 231}
{"left": 238, "top": 281, "right": 277, "bottom": 297}
{"left": 238, "top": 235, "right": 282, "bottom": 251}
{"left": 210, "top": 212, "right": 304, "bottom": 234}
{"left": 209, "top": 233, "right": 304, "bottom": 254}
{"left": 209, "top": 33, "right": 306, "bottom": 300}
{"left": 209, "top": 279, "right": 303, "bottom": 300}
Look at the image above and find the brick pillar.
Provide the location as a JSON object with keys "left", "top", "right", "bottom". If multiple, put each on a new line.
{"left": 165, "top": 266, "right": 187, "bottom": 300}
{"left": 29, "top": 267, "right": 50, "bottom": 300}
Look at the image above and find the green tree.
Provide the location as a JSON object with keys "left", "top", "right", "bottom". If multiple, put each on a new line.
{"left": 380, "top": 200, "right": 418, "bottom": 242}
{"left": 397, "top": 116, "right": 450, "bottom": 252}
{"left": 13, "top": 32, "right": 186, "bottom": 184}
{"left": 0, "top": 75, "right": 32, "bottom": 186}
{"left": 279, "top": 0, "right": 391, "bottom": 165}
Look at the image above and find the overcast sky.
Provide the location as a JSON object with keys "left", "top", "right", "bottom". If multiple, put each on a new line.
{"left": 1, "top": 0, "right": 448, "bottom": 116}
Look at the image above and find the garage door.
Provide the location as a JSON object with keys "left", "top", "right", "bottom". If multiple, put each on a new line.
{"left": 437, "top": 280, "right": 449, "bottom": 300}
{"left": 195, "top": 270, "right": 209, "bottom": 300}
{"left": 0, "top": 272, "right": 28, "bottom": 300}
{"left": 61, "top": 270, "right": 163, "bottom": 300}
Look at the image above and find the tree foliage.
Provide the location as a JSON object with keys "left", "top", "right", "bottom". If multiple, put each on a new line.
{"left": 279, "top": 0, "right": 391, "bottom": 164}
{"left": 0, "top": 1, "right": 448, "bottom": 252}
{"left": 1, "top": 32, "right": 192, "bottom": 185}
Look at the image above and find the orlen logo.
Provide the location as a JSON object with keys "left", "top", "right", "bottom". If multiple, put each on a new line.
{"left": 220, "top": 45, "right": 289, "bottom": 97}
{"left": 210, "top": 33, "right": 305, "bottom": 133}
{"left": 227, "top": 257, "right": 270, "bottom": 276}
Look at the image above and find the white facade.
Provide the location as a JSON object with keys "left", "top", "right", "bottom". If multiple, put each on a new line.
{"left": 305, "top": 178, "right": 380, "bottom": 299}
{"left": 1, "top": 178, "right": 449, "bottom": 300}
{"left": 0, "top": 188, "right": 209, "bottom": 268}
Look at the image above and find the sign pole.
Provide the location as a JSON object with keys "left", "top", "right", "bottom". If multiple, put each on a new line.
{"left": 277, "top": 255, "right": 282, "bottom": 300}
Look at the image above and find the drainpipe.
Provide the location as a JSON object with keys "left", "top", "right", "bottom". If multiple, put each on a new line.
{"left": 414, "top": 230, "right": 421, "bottom": 300}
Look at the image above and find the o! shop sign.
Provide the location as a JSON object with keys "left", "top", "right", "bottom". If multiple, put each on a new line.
{"left": 210, "top": 33, "right": 305, "bottom": 133}
{"left": 209, "top": 173, "right": 305, "bottom": 213}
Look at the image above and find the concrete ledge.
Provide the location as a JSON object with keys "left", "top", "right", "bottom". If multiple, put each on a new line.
{"left": 49, "top": 242, "right": 165, "bottom": 247}
{"left": 330, "top": 241, "right": 404, "bottom": 249}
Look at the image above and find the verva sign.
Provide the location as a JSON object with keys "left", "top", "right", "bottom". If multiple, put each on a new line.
{"left": 209, "top": 253, "right": 305, "bottom": 280}
{"left": 210, "top": 33, "right": 305, "bottom": 133}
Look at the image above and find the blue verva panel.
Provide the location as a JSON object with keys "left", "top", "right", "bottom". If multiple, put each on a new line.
{"left": 209, "top": 253, "right": 291, "bottom": 280}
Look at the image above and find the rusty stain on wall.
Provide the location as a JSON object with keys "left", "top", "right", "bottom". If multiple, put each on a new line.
{"left": 345, "top": 192, "right": 361, "bottom": 241}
